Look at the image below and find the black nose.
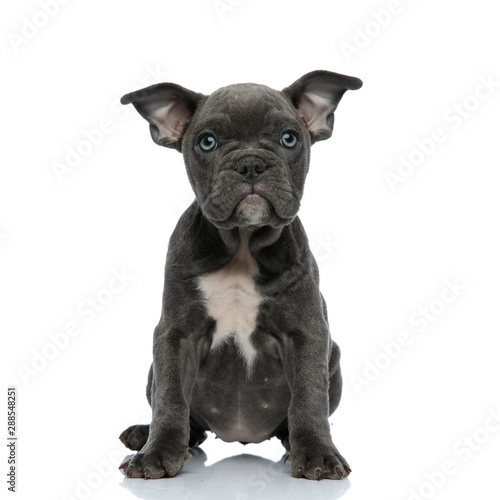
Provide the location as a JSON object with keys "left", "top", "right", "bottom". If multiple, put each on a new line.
{"left": 235, "top": 158, "right": 266, "bottom": 181}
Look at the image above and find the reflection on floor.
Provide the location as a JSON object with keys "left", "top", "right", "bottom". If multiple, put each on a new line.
{"left": 120, "top": 447, "right": 350, "bottom": 500}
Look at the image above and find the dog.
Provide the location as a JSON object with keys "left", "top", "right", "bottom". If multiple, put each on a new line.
{"left": 118, "top": 70, "right": 362, "bottom": 480}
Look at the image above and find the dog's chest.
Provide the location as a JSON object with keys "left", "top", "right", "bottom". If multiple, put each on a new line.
{"left": 197, "top": 231, "right": 261, "bottom": 365}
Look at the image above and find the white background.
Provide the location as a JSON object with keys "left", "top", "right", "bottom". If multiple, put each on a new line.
{"left": 2, "top": 1, "right": 500, "bottom": 499}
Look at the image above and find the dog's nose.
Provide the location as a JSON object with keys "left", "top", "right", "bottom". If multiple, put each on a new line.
{"left": 235, "top": 158, "right": 266, "bottom": 181}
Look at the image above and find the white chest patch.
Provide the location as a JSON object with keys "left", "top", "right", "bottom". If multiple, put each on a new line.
{"left": 198, "top": 230, "right": 262, "bottom": 368}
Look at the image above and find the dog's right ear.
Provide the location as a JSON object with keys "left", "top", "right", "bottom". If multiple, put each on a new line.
{"left": 282, "top": 70, "right": 362, "bottom": 144}
{"left": 121, "top": 83, "right": 206, "bottom": 151}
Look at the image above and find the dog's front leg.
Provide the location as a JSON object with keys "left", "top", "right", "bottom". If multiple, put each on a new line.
{"left": 121, "top": 321, "right": 198, "bottom": 479}
{"left": 285, "top": 330, "right": 351, "bottom": 480}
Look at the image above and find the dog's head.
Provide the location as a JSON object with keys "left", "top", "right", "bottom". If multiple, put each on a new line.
{"left": 121, "top": 70, "right": 362, "bottom": 230}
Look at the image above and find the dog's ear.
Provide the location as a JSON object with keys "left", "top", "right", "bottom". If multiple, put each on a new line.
{"left": 121, "top": 83, "right": 206, "bottom": 150}
{"left": 282, "top": 70, "right": 362, "bottom": 144}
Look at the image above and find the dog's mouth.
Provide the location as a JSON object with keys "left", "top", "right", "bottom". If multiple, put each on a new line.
{"left": 199, "top": 154, "right": 301, "bottom": 229}
{"left": 202, "top": 186, "right": 297, "bottom": 229}
{"left": 234, "top": 194, "right": 270, "bottom": 227}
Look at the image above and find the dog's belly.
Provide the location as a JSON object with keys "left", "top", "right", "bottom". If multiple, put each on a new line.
{"left": 194, "top": 230, "right": 290, "bottom": 442}
{"left": 190, "top": 340, "right": 291, "bottom": 443}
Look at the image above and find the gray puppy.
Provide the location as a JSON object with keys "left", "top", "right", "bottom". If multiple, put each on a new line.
{"left": 118, "top": 70, "right": 362, "bottom": 480}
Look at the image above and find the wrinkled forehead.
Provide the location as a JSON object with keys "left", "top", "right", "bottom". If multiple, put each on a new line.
{"left": 192, "top": 83, "right": 300, "bottom": 134}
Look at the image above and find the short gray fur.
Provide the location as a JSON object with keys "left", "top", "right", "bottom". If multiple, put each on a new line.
{"left": 118, "top": 70, "right": 362, "bottom": 481}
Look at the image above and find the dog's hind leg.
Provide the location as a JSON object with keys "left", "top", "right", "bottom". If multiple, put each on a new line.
{"left": 119, "top": 420, "right": 207, "bottom": 451}
{"left": 119, "top": 424, "right": 149, "bottom": 450}
{"left": 188, "top": 417, "right": 208, "bottom": 448}
{"left": 273, "top": 418, "right": 291, "bottom": 463}
{"left": 120, "top": 364, "right": 207, "bottom": 451}
{"left": 119, "top": 365, "right": 153, "bottom": 450}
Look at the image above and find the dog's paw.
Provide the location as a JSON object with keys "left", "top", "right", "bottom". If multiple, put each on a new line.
{"left": 119, "top": 447, "right": 193, "bottom": 479}
{"left": 286, "top": 440, "right": 351, "bottom": 480}
{"left": 119, "top": 424, "right": 150, "bottom": 451}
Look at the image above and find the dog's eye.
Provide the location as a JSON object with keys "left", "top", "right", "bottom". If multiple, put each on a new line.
{"left": 280, "top": 131, "right": 298, "bottom": 149}
{"left": 199, "top": 134, "right": 218, "bottom": 152}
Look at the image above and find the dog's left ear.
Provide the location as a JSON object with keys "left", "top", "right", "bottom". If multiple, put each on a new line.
{"left": 121, "top": 83, "right": 206, "bottom": 151}
{"left": 282, "top": 70, "right": 362, "bottom": 144}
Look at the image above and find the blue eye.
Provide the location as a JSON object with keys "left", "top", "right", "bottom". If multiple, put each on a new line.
{"left": 199, "top": 134, "right": 217, "bottom": 152}
{"left": 280, "top": 131, "right": 298, "bottom": 149}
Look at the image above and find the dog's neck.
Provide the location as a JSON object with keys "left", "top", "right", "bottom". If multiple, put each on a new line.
{"left": 179, "top": 204, "right": 304, "bottom": 283}
{"left": 218, "top": 224, "right": 286, "bottom": 257}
